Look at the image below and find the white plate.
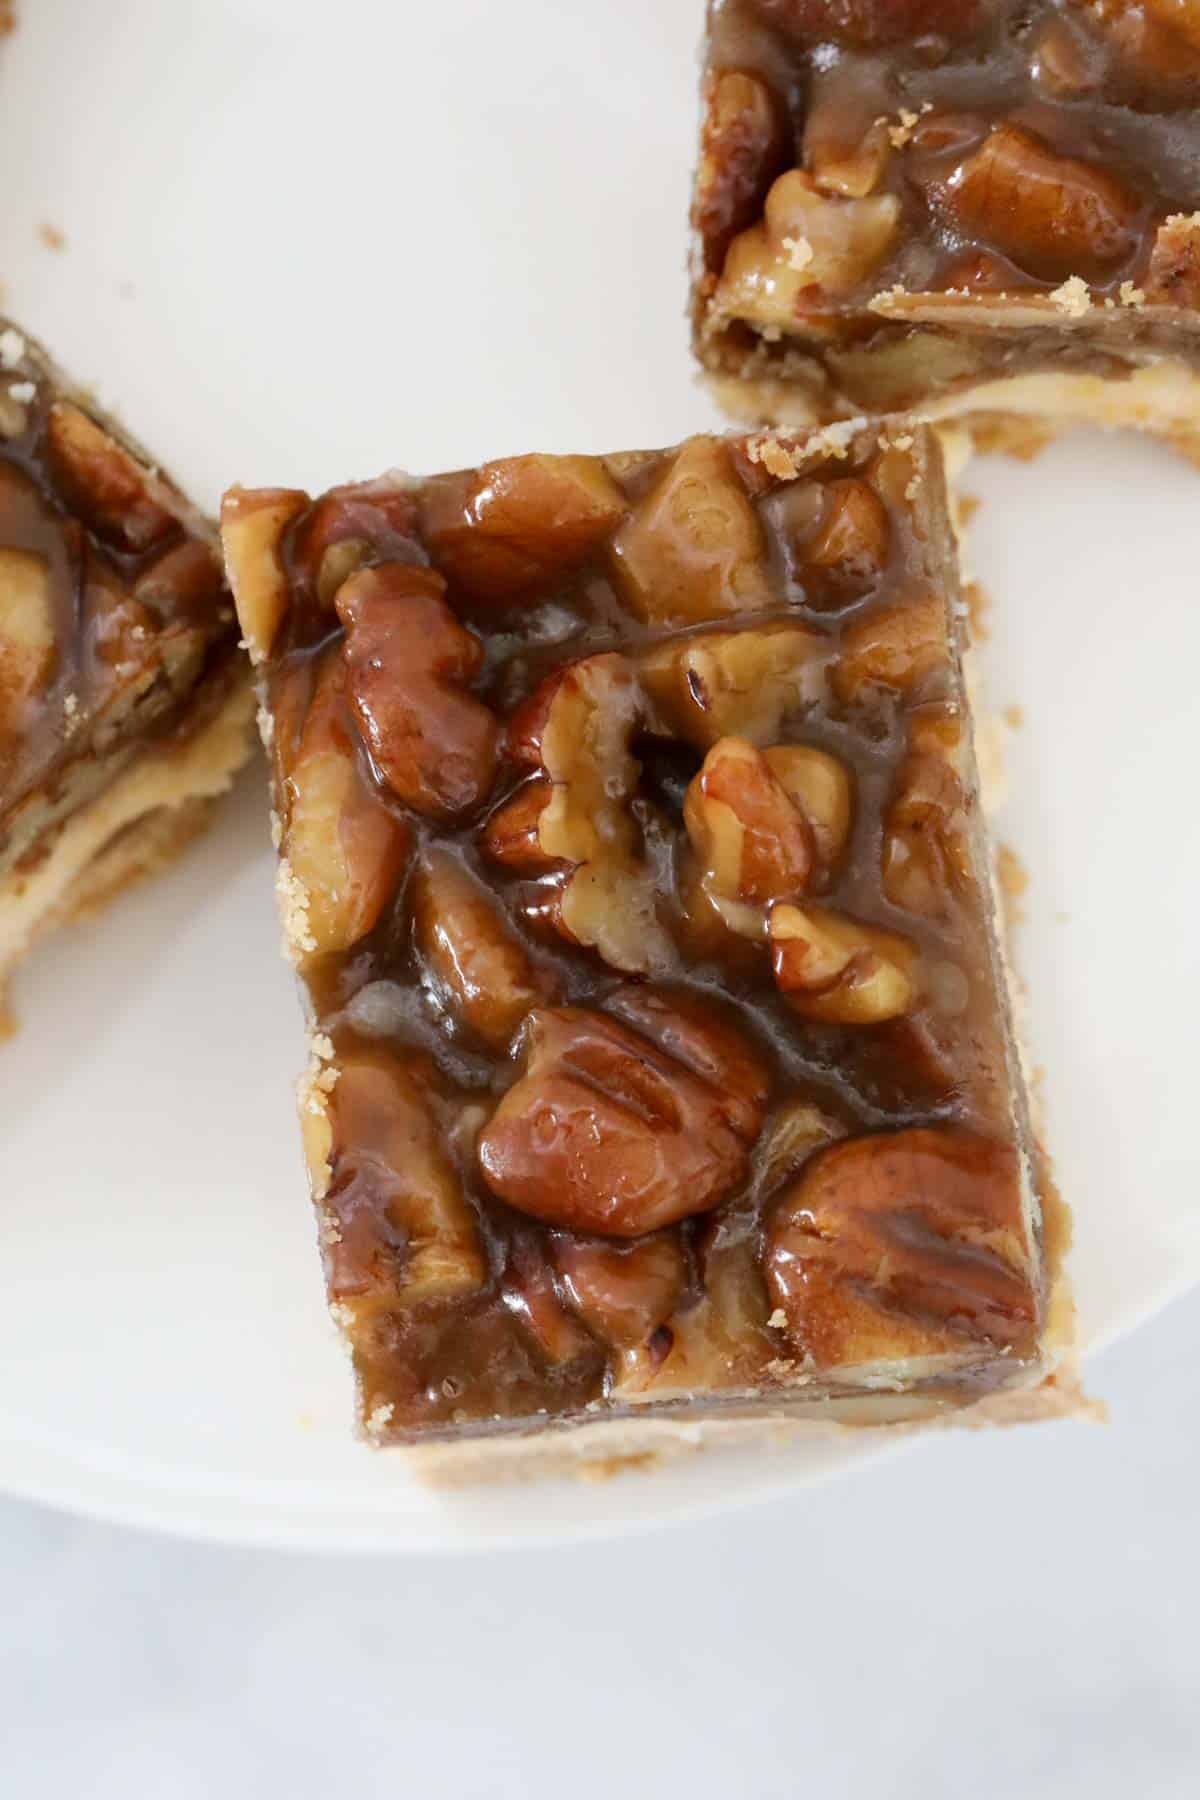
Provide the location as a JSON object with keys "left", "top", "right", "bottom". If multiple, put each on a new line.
{"left": 2, "top": 0, "right": 1198, "bottom": 1554}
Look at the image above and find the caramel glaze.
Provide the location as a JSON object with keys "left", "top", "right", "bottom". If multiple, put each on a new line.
{"left": 0, "top": 334, "right": 238, "bottom": 868}
{"left": 249, "top": 426, "right": 1044, "bottom": 1438}
{"left": 695, "top": 0, "right": 1200, "bottom": 405}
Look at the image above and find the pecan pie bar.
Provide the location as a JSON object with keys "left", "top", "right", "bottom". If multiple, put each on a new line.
{"left": 693, "top": 1, "right": 1200, "bottom": 453}
{"left": 0, "top": 324, "right": 253, "bottom": 1017}
{"left": 223, "top": 423, "right": 1071, "bottom": 1478}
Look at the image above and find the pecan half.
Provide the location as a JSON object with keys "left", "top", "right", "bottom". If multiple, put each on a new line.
{"left": 419, "top": 454, "right": 626, "bottom": 606}
{"left": 336, "top": 562, "right": 499, "bottom": 819}
{"left": 477, "top": 993, "right": 768, "bottom": 1236}
{"left": 763, "top": 1127, "right": 1035, "bottom": 1366}
{"left": 554, "top": 1233, "right": 687, "bottom": 1352}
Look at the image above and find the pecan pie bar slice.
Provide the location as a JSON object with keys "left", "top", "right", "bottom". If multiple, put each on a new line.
{"left": 0, "top": 324, "right": 253, "bottom": 1019}
{"left": 693, "top": 0, "right": 1200, "bottom": 455}
{"left": 223, "top": 423, "right": 1072, "bottom": 1479}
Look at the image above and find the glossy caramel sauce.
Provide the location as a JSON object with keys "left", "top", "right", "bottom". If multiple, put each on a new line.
{"left": 242, "top": 426, "right": 1043, "bottom": 1438}
{"left": 695, "top": 0, "right": 1200, "bottom": 403}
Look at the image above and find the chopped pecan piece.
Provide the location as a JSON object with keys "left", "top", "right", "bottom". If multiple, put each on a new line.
{"left": 684, "top": 736, "right": 815, "bottom": 927}
{"left": 770, "top": 902, "right": 918, "bottom": 1023}
{"left": 714, "top": 170, "right": 900, "bottom": 331}
{"left": 834, "top": 590, "right": 948, "bottom": 705}
{"left": 491, "top": 652, "right": 672, "bottom": 972}
{"left": 882, "top": 703, "right": 973, "bottom": 916}
{"left": 419, "top": 454, "right": 625, "bottom": 606}
{"left": 763, "top": 1128, "right": 1035, "bottom": 1365}
{"left": 276, "top": 648, "right": 411, "bottom": 962}
{"left": 221, "top": 486, "right": 309, "bottom": 665}
{"left": 326, "top": 1052, "right": 487, "bottom": 1308}
{"left": 927, "top": 123, "right": 1140, "bottom": 283}
{"left": 44, "top": 403, "right": 176, "bottom": 552}
{"left": 694, "top": 69, "right": 788, "bottom": 271}
{"left": 639, "top": 622, "right": 825, "bottom": 749}
{"left": 799, "top": 477, "right": 891, "bottom": 606}
{"left": 609, "top": 436, "right": 773, "bottom": 624}
{"left": 0, "top": 548, "right": 55, "bottom": 745}
{"left": 411, "top": 848, "right": 550, "bottom": 1049}
{"left": 336, "top": 563, "right": 499, "bottom": 819}
{"left": 477, "top": 995, "right": 768, "bottom": 1236}
{"left": 554, "top": 1233, "right": 687, "bottom": 1351}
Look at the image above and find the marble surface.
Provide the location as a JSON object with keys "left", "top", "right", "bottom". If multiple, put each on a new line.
{"left": 3, "top": 1294, "right": 1198, "bottom": 1799}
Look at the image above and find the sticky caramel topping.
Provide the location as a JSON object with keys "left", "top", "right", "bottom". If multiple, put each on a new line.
{"left": 693, "top": 0, "right": 1200, "bottom": 403}
{"left": 227, "top": 426, "right": 1043, "bottom": 1437}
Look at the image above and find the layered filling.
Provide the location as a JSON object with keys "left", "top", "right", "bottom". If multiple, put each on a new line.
{"left": 0, "top": 328, "right": 247, "bottom": 980}
{"left": 694, "top": 0, "right": 1200, "bottom": 419}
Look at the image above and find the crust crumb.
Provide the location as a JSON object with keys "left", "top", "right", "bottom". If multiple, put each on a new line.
{"left": 37, "top": 222, "right": 66, "bottom": 253}
{"left": 746, "top": 434, "right": 805, "bottom": 480}
{"left": 1004, "top": 703, "right": 1024, "bottom": 729}
{"left": 868, "top": 283, "right": 909, "bottom": 314}
{"left": 0, "top": 327, "right": 26, "bottom": 368}
{"left": 275, "top": 856, "right": 317, "bottom": 961}
{"left": 1118, "top": 280, "right": 1145, "bottom": 308}
{"left": 1048, "top": 276, "right": 1090, "bottom": 317}
{"left": 781, "top": 234, "right": 813, "bottom": 273}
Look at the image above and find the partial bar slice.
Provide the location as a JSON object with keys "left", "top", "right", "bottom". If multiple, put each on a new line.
{"left": 692, "top": 1, "right": 1200, "bottom": 452}
{"left": 223, "top": 423, "right": 1071, "bottom": 1479}
{"left": 0, "top": 323, "right": 253, "bottom": 1019}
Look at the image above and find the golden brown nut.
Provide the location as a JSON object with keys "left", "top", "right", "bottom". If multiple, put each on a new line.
{"left": 477, "top": 996, "right": 767, "bottom": 1237}
{"left": 605, "top": 984, "right": 771, "bottom": 1141}
{"left": 763, "top": 1127, "right": 1035, "bottom": 1366}
{"left": 609, "top": 436, "right": 773, "bottom": 625}
{"left": 325, "top": 1051, "right": 487, "bottom": 1307}
{"left": 649, "top": 1230, "right": 773, "bottom": 1393}
{"left": 1143, "top": 213, "right": 1200, "bottom": 309}
{"left": 800, "top": 477, "right": 891, "bottom": 606}
{"left": 222, "top": 486, "right": 310, "bottom": 665}
{"left": 834, "top": 590, "right": 948, "bottom": 706}
{"left": 554, "top": 1233, "right": 687, "bottom": 1351}
{"left": 336, "top": 562, "right": 499, "bottom": 819}
{"left": 492, "top": 652, "right": 672, "bottom": 972}
{"left": 763, "top": 745, "right": 854, "bottom": 880}
{"left": 639, "top": 622, "right": 825, "bottom": 749}
{"left": 0, "top": 548, "right": 55, "bottom": 744}
{"left": 277, "top": 648, "right": 412, "bottom": 962}
{"left": 803, "top": 92, "right": 891, "bottom": 199}
{"left": 410, "top": 848, "right": 550, "bottom": 1050}
{"left": 769, "top": 902, "right": 917, "bottom": 1023}
{"left": 753, "top": 0, "right": 983, "bottom": 46}
{"left": 881, "top": 704, "right": 972, "bottom": 917}
{"left": 694, "top": 69, "right": 788, "bottom": 270}
{"left": 292, "top": 482, "right": 419, "bottom": 609}
{"left": 479, "top": 775, "right": 554, "bottom": 869}
{"left": 752, "top": 1099, "right": 844, "bottom": 1202}
{"left": 713, "top": 170, "right": 900, "bottom": 332}
{"left": 418, "top": 454, "right": 626, "bottom": 606}
{"left": 503, "top": 1234, "right": 597, "bottom": 1366}
{"left": 684, "top": 737, "right": 815, "bottom": 924}
{"left": 44, "top": 403, "right": 175, "bottom": 552}
{"left": 927, "top": 123, "right": 1139, "bottom": 283}
{"left": 1029, "top": 12, "right": 1102, "bottom": 96}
